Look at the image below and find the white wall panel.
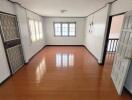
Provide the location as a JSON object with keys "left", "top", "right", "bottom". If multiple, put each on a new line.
{"left": 14, "top": 4, "right": 31, "bottom": 62}
{"left": 43, "top": 17, "right": 85, "bottom": 45}
{"left": 26, "top": 10, "right": 46, "bottom": 60}
{"left": 0, "top": 0, "right": 14, "bottom": 83}
{"left": 84, "top": 5, "right": 110, "bottom": 63}
{"left": 0, "top": 36, "right": 10, "bottom": 83}
{"left": 0, "top": 0, "right": 15, "bottom": 14}
{"left": 15, "top": 5, "right": 46, "bottom": 62}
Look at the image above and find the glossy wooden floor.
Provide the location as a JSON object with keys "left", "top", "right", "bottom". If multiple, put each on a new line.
{"left": 0, "top": 46, "right": 131, "bottom": 100}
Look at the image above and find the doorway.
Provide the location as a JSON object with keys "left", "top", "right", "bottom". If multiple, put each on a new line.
{"left": 0, "top": 12, "right": 24, "bottom": 74}
{"left": 103, "top": 14, "right": 125, "bottom": 65}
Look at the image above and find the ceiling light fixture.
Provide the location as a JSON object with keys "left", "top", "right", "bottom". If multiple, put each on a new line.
{"left": 60, "top": 10, "right": 67, "bottom": 13}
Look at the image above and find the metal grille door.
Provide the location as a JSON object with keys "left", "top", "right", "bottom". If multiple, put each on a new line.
{"left": 111, "top": 11, "right": 132, "bottom": 95}
{"left": 0, "top": 13, "right": 24, "bottom": 74}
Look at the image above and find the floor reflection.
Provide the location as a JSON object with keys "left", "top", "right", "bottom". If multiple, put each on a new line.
{"left": 56, "top": 53, "right": 74, "bottom": 68}
{"left": 36, "top": 58, "right": 46, "bottom": 83}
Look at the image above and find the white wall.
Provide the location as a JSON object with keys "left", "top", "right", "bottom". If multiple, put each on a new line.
{"left": 14, "top": 5, "right": 30, "bottom": 63}
{"left": 0, "top": 0, "right": 15, "bottom": 14}
{"left": 0, "top": 0, "right": 46, "bottom": 83}
{"left": 26, "top": 10, "right": 46, "bottom": 61}
{"left": 15, "top": 4, "right": 46, "bottom": 63}
{"left": 43, "top": 17, "right": 85, "bottom": 45}
{"left": 111, "top": 0, "right": 132, "bottom": 15}
{"left": 84, "top": 5, "right": 110, "bottom": 63}
{"left": 0, "top": 36, "right": 10, "bottom": 83}
{"left": 0, "top": 0, "right": 14, "bottom": 83}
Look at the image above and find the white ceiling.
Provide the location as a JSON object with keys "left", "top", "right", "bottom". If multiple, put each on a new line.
{"left": 11, "top": 0, "right": 115, "bottom": 17}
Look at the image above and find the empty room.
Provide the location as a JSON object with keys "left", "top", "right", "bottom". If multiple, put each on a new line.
{"left": 0, "top": 0, "right": 132, "bottom": 100}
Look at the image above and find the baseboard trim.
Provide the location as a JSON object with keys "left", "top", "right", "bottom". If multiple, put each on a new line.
{"left": 0, "top": 45, "right": 103, "bottom": 85}
{"left": 46, "top": 45, "right": 84, "bottom": 47}
{"left": 0, "top": 75, "right": 11, "bottom": 86}
{"left": 46, "top": 45, "right": 102, "bottom": 65}
{"left": 24, "top": 45, "right": 103, "bottom": 65}
{"left": 0, "top": 45, "right": 47, "bottom": 85}
{"left": 25, "top": 45, "right": 47, "bottom": 64}
{"left": 25, "top": 45, "right": 84, "bottom": 64}
{"left": 83, "top": 45, "right": 102, "bottom": 65}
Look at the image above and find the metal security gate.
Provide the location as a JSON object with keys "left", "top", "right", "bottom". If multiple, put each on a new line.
{"left": 0, "top": 13, "right": 24, "bottom": 74}
{"left": 111, "top": 11, "right": 132, "bottom": 95}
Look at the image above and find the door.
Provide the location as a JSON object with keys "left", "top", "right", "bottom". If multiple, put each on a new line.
{"left": 111, "top": 11, "right": 132, "bottom": 95}
{"left": 0, "top": 13, "right": 24, "bottom": 74}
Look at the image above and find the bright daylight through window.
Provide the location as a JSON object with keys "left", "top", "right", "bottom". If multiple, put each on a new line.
{"left": 29, "top": 19, "right": 43, "bottom": 42}
{"left": 54, "top": 22, "right": 76, "bottom": 37}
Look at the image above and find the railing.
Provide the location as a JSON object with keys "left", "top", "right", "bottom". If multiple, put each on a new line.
{"left": 107, "top": 38, "right": 119, "bottom": 52}
{"left": 105, "top": 38, "right": 119, "bottom": 64}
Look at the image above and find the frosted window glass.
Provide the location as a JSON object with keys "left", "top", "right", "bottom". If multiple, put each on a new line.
{"left": 35, "top": 21, "right": 39, "bottom": 40}
{"left": 55, "top": 23, "right": 61, "bottom": 36}
{"left": 62, "top": 24, "right": 68, "bottom": 36}
{"left": 69, "top": 23, "right": 75, "bottom": 36}
{"left": 39, "top": 22, "right": 43, "bottom": 39}
{"left": 29, "top": 20, "right": 36, "bottom": 42}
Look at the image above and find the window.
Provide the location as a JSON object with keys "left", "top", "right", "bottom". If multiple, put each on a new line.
{"left": 69, "top": 23, "right": 75, "bottom": 36}
{"left": 28, "top": 19, "right": 43, "bottom": 42}
{"left": 54, "top": 22, "right": 76, "bottom": 36}
{"left": 35, "top": 21, "right": 39, "bottom": 40}
{"left": 54, "top": 23, "right": 61, "bottom": 36}
{"left": 39, "top": 22, "right": 43, "bottom": 39}
{"left": 29, "top": 20, "right": 36, "bottom": 42}
{"left": 62, "top": 23, "right": 68, "bottom": 36}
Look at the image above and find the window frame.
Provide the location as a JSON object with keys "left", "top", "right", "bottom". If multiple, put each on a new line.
{"left": 54, "top": 22, "right": 76, "bottom": 37}
{"left": 54, "top": 22, "right": 62, "bottom": 37}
